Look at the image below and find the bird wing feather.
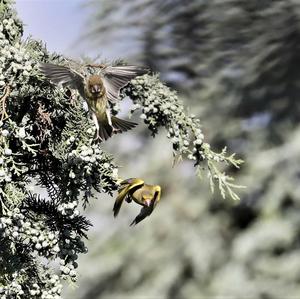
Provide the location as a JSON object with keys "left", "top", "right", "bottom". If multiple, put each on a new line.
{"left": 39, "top": 63, "right": 85, "bottom": 98}
{"left": 101, "top": 65, "right": 149, "bottom": 103}
{"left": 153, "top": 185, "right": 162, "bottom": 206}
{"left": 113, "top": 178, "right": 145, "bottom": 217}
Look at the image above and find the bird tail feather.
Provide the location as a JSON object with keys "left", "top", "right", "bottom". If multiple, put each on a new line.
{"left": 98, "top": 121, "right": 113, "bottom": 141}
{"left": 98, "top": 116, "right": 137, "bottom": 141}
{"left": 111, "top": 116, "right": 137, "bottom": 132}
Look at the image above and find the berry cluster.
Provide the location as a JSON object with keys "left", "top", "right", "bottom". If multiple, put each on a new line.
{"left": 127, "top": 74, "right": 205, "bottom": 163}
{"left": 66, "top": 143, "right": 119, "bottom": 195}
{"left": 126, "top": 74, "right": 243, "bottom": 199}
{"left": 0, "top": 18, "right": 36, "bottom": 88}
{"left": 0, "top": 270, "right": 62, "bottom": 299}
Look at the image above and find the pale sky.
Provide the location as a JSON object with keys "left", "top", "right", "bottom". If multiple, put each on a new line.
{"left": 14, "top": 0, "right": 117, "bottom": 60}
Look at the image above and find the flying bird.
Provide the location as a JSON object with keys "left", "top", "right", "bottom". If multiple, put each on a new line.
{"left": 113, "top": 178, "right": 161, "bottom": 226}
{"left": 39, "top": 63, "right": 148, "bottom": 141}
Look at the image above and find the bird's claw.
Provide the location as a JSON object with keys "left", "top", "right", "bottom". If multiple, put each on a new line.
{"left": 92, "top": 133, "right": 103, "bottom": 144}
{"left": 112, "top": 127, "right": 121, "bottom": 134}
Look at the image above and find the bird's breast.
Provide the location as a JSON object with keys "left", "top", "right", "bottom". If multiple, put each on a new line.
{"left": 85, "top": 91, "right": 107, "bottom": 112}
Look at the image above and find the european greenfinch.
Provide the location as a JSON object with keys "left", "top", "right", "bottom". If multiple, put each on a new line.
{"left": 113, "top": 178, "right": 161, "bottom": 225}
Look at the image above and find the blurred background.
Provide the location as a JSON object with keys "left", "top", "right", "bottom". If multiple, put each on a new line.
{"left": 16, "top": 0, "right": 300, "bottom": 298}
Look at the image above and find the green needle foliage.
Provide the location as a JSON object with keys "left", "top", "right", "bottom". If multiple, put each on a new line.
{"left": 0, "top": 0, "right": 242, "bottom": 297}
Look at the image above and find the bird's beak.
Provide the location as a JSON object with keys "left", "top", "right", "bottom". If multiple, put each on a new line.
{"left": 92, "top": 85, "right": 101, "bottom": 93}
{"left": 144, "top": 199, "right": 152, "bottom": 207}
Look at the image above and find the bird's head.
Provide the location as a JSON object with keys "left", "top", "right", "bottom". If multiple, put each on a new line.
{"left": 141, "top": 184, "right": 161, "bottom": 207}
{"left": 87, "top": 75, "right": 104, "bottom": 95}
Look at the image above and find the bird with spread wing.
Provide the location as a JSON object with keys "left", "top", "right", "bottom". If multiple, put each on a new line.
{"left": 39, "top": 63, "right": 148, "bottom": 141}
{"left": 113, "top": 178, "right": 162, "bottom": 226}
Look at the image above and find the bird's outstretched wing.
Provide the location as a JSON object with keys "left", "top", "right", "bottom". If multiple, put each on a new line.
{"left": 113, "top": 178, "right": 145, "bottom": 217}
{"left": 101, "top": 65, "right": 149, "bottom": 103}
{"left": 39, "top": 63, "right": 85, "bottom": 98}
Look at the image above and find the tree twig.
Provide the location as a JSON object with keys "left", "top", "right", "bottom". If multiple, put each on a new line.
{"left": 0, "top": 85, "right": 11, "bottom": 121}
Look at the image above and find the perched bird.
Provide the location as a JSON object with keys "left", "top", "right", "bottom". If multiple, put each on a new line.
{"left": 39, "top": 63, "right": 148, "bottom": 141}
{"left": 113, "top": 178, "right": 161, "bottom": 226}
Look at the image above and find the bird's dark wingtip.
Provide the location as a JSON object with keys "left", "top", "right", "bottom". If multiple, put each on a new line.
{"left": 130, "top": 220, "right": 136, "bottom": 226}
{"left": 136, "top": 66, "right": 150, "bottom": 76}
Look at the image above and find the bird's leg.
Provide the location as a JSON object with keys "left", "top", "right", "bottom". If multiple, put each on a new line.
{"left": 91, "top": 112, "right": 102, "bottom": 142}
{"left": 106, "top": 109, "right": 113, "bottom": 127}
{"left": 106, "top": 109, "right": 120, "bottom": 133}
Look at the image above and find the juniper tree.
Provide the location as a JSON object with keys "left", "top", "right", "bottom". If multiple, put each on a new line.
{"left": 0, "top": 1, "right": 243, "bottom": 298}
